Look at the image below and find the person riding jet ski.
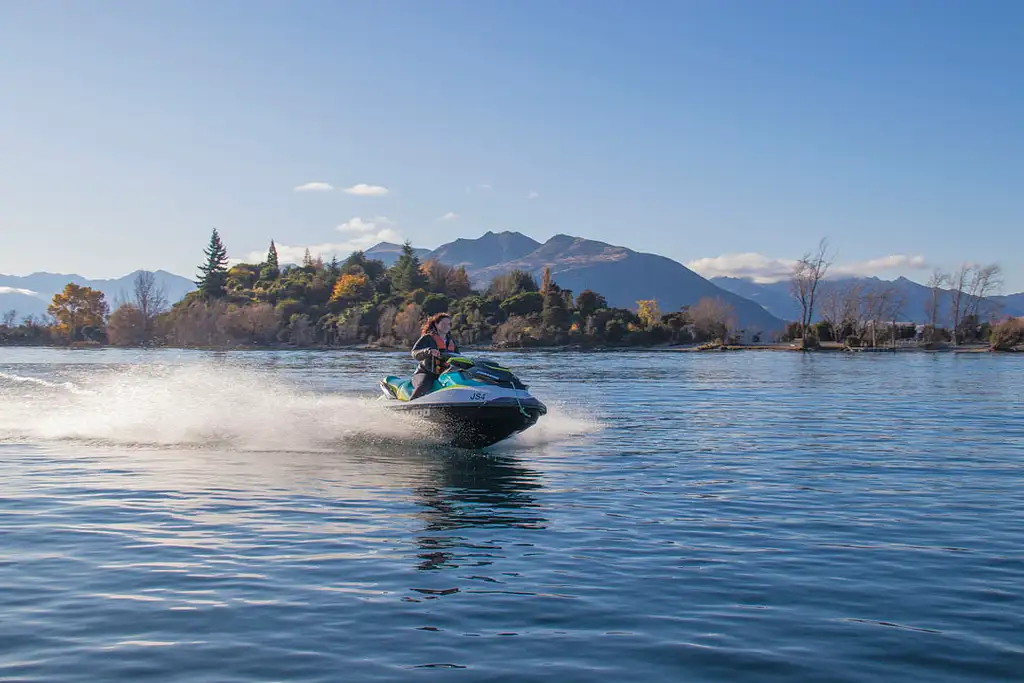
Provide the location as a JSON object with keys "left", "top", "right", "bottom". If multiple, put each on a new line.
{"left": 378, "top": 312, "right": 547, "bottom": 448}
{"left": 409, "top": 312, "right": 458, "bottom": 400}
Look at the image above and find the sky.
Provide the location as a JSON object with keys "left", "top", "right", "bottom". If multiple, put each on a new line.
{"left": 1, "top": 0, "right": 1022, "bottom": 291}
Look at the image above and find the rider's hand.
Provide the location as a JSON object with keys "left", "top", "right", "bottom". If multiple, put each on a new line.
{"left": 429, "top": 349, "right": 441, "bottom": 358}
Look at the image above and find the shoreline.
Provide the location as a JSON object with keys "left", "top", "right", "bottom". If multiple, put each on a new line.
{"left": 0, "top": 342, "right": 1014, "bottom": 354}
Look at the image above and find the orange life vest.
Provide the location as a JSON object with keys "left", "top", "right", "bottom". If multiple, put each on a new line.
{"left": 430, "top": 333, "right": 457, "bottom": 372}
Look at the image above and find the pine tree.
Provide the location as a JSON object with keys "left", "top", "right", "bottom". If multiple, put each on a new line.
{"left": 302, "top": 248, "right": 314, "bottom": 268}
{"left": 196, "top": 228, "right": 230, "bottom": 298}
{"left": 261, "top": 240, "right": 280, "bottom": 281}
{"left": 390, "top": 241, "right": 427, "bottom": 293}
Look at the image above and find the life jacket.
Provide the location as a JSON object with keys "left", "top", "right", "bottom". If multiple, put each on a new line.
{"left": 430, "top": 332, "right": 457, "bottom": 372}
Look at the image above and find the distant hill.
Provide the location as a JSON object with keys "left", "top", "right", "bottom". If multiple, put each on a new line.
{"left": 427, "top": 231, "right": 541, "bottom": 270}
{"left": 0, "top": 270, "right": 195, "bottom": 320}
{"left": 710, "top": 275, "right": 1024, "bottom": 324}
{"left": 0, "top": 288, "right": 50, "bottom": 319}
{"left": 992, "top": 292, "right": 1024, "bottom": 316}
{"left": 403, "top": 232, "right": 784, "bottom": 334}
{"left": 364, "top": 242, "right": 431, "bottom": 266}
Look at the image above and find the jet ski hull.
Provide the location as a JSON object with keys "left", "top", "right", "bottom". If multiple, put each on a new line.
{"left": 386, "top": 397, "right": 546, "bottom": 449}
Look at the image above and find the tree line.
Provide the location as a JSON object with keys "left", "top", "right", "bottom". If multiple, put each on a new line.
{"left": 1, "top": 229, "right": 742, "bottom": 349}
{"left": 3, "top": 231, "right": 1020, "bottom": 351}
{"left": 786, "top": 238, "right": 1022, "bottom": 351}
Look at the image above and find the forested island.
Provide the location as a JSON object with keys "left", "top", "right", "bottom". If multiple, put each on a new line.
{"left": 2, "top": 230, "right": 1022, "bottom": 352}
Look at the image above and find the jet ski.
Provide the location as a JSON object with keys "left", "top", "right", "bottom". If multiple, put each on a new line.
{"left": 378, "top": 355, "right": 547, "bottom": 449}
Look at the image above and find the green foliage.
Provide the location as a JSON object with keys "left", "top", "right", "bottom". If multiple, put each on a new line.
{"left": 266, "top": 240, "right": 279, "bottom": 270}
{"left": 500, "top": 291, "right": 544, "bottom": 317}
{"left": 196, "top": 228, "right": 230, "bottom": 298}
{"left": 16, "top": 232, "right": 758, "bottom": 351}
{"left": 575, "top": 290, "right": 607, "bottom": 319}
{"left": 422, "top": 294, "right": 451, "bottom": 316}
{"left": 344, "top": 251, "right": 387, "bottom": 281}
{"left": 489, "top": 270, "right": 538, "bottom": 300}
{"left": 390, "top": 242, "right": 427, "bottom": 293}
{"left": 542, "top": 289, "right": 569, "bottom": 330}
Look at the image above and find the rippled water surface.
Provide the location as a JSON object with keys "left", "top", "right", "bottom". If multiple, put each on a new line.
{"left": 1, "top": 348, "right": 1022, "bottom": 682}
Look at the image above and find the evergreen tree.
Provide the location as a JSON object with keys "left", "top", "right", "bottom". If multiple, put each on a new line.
{"left": 302, "top": 248, "right": 314, "bottom": 268}
{"left": 261, "top": 240, "right": 280, "bottom": 280}
{"left": 196, "top": 228, "right": 230, "bottom": 298}
{"left": 390, "top": 241, "right": 427, "bottom": 293}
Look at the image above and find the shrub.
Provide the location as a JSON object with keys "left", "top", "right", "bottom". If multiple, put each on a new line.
{"left": 990, "top": 318, "right": 1024, "bottom": 352}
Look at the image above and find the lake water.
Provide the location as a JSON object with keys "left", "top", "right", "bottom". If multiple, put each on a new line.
{"left": 1, "top": 348, "right": 1022, "bottom": 682}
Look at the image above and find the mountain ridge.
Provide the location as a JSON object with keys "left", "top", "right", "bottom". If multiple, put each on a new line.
{"left": 0, "top": 270, "right": 196, "bottom": 320}
{"left": 710, "top": 275, "right": 1024, "bottom": 324}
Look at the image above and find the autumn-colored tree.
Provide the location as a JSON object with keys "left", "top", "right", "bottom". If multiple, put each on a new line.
{"left": 392, "top": 303, "right": 423, "bottom": 344}
{"left": 48, "top": 283, "right": 109, "bottom": 342}
{"left": 541, "top": 266, "right": 553, "bottom": 295}
{"left": 637, "top": 299, "right": 661, "bottom": 330}
{"left": 330, "top": 273, "right": 370, "bottom": 303}
{"left": 420, "top": 259, "right": 454, "bottom": 294}
{"left": 446, "top": 266, "right": 472, "bottom": 299}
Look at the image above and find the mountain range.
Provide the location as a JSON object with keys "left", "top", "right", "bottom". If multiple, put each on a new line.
{"left": 0, "top": 270, "right": 195, "bottom": 320}
{"left": 710, "top": 275, "right": 1024, "bottom": 325}
{"left": 6, "top": 232, "right": 1021, "bottom": 333}
{"left": 368, "top": 231, "right": 785, "bottom": 334}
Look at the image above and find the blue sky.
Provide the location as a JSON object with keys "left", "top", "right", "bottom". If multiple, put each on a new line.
{"left": 1, "top": 0, "right": 1022, "bottom": 291}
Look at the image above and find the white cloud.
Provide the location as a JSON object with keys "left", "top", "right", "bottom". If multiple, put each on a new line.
{"left": 686, "top": 253, "right": 797, "bottom": 283}
{"left": 337, "top": 216, "right": 395, "bottom": 233}
{"left": 687, "top": 252, "right": 929, "bottom": 283}
{"left": 479, "top": 184, "right": 493, "bottom": 190}
{"left": 245, "top": 217, "right": 404, "bottom": 265}
{"left": 0, "top": 286, "right": 42, "bottom": 297}
{"left": 527, "top": 191, "right": 539, "bottom": 199}
{"left": 343, "top": 183, "right": 389, "bottom": 197}
{"left": 294, "top": 182, "right": 334, "bottom": 192}
{"left": 437, "top": 211, "right": 459, "bottom": 221}
{"left": 831, "top": 254, "right": 928, "bottom": 278}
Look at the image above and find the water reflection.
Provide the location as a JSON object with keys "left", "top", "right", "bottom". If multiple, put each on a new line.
{"left": 410, "top": 452, "right": 546, "bottom": 571}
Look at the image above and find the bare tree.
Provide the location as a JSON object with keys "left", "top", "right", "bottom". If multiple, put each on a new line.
{"left": 946, "top": 263, "right": 1002, "bottom": 344}
{"left": 690, "top": 297, "right": 736, "bottom": 343}
{"left": 925, "top": 269, "right": 947, "bottom": 343}
{"left": 964, "top": 264, "right": 1003, "bottom": 323}
{"left": 947, "top": 264, "right": 971, "bottom": 345}
{"left": 789, "top": 238, "right": 833, "bottom": 348}
{"left": 2, "top": 310, "right": 16, "bottom": 328}
{"left": 133, "top": 271, "right": 168, "bottom": 322}
{"left": 818, "top": 281, "right": 861, "bottom": 343}
{"left": 862, "top": 287, "right": 903, "bottom": 348}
